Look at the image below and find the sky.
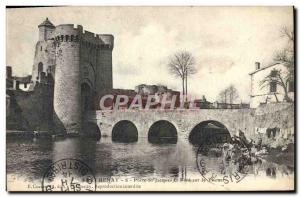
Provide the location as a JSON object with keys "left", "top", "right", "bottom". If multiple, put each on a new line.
{"left": 6, "top": 6, "right": 293, "bottom": 102}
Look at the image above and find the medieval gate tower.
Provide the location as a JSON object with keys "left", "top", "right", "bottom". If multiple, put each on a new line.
{"left": 31, "top": 18, "right": 114, "bottom": 134}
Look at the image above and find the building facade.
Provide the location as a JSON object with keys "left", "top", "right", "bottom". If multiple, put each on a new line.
{"left": 249, "top": 62, "right": 294, "bottom": 108}
{"left": 6, "top": 66, "right": 32, "bottom": 91}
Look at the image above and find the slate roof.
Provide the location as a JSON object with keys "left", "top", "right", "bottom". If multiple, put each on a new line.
{"left": 38, "top": 18, "right": 55, "bottom": 28}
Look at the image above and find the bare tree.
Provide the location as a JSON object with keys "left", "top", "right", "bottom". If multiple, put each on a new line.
{"left": 228, "top": 84, "right": 239, "bottom": 104}
{"left": 168, "top": 51, "right": 197, "bottom": 96}
{"left": 280, "top": 26, "right": 294, "bottom": 43}
{"left": 260, "top": 26, "right": 294, "bottom": 103}
{"left": 217, "top": 84, "right": 239, "bottom": 104}
{"left": 274, "top": 26, "right": 294, "bottom": 82}
{"left": 217, "top": 89, "right": 228, "bottom": 103}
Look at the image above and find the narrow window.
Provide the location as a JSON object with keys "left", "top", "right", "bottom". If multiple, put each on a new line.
{"left": 38, "top": 62, "right": 43, "bottom": 73}
{"left": 38, "top": 62, "right": 43, "bottom": 80}
{"left": 288, "top": 80, "right": 294, "bottom": 92}
{"left": 270, "top": 70, "right": 278, "bottom": 77}
{"left": 267, "top": 129, "right": 271, "bottom": 138}
{"left": 40, "top": 46, "right": 42, "bottom": 51}
{"left": 270, "top": 81, "right": 277, "bottom": 93}
{"left": 16, "top": 81, "right": 20, "bottom": 90}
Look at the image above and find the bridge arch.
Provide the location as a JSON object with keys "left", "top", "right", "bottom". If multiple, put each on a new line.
{"left": 148, "top": 120, "right": 177, "bottom": 144}
{"left": 82, "top": 121, "right": 101, "bottom": 140}
{"left": 189, "top": 120, "right": 231, "bottom": 145}
{"left": 112, "top": 120, "right": 138, "bottom": 143}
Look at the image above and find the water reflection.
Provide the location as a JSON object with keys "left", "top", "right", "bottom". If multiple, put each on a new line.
{"left": 82, "top": 122, "right": 101, "bottom": 140}
{"left": 6, "top": 136, "right": 294, "bottom": 183}
{"left": 6, "top": 138, "right": 53, "bottom": 180}
{"left": 52, "top": 137, "right": 97, "bottom": 172}
{"left": 148, "top": 137, "right": 177, "bottom": 144}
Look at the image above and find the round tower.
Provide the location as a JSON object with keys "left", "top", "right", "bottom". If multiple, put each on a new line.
{"left": 53, "top": 25, "right": 83, "bottom": 134}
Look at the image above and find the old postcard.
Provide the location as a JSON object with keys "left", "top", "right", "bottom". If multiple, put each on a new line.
{"left": 6, "top": 6, "right": 295, "bottom": 192}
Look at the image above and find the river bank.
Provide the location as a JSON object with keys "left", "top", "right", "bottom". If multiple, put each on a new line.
{"left": 6, "top": 130, "right": 52, "bottom": 138}
{"left": 264, "top": 144, "right": 294, "bottom": 167}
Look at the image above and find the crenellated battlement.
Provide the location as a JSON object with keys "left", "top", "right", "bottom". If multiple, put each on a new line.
{"left": 81, "top": 31, "right": 114, "bottom": 49}
{"left": 53, "top": 24, "right": 113, "bottom": 49}
{"left": 54, "top": 24, "right": 83, "bottom": 35}
{"left": 98, "top": 34, "right": 114, "bottom": 49}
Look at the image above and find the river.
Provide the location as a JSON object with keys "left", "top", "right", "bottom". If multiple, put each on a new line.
{"left": 6, "top": 136, "right": 294, "bottom": 190}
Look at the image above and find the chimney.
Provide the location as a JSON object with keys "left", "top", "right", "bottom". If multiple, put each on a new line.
{"left": 6, "top": 66, "right": 12, "bottom": 79}
{"left": 255, "top": 62, "right": 260, "bottom": 70}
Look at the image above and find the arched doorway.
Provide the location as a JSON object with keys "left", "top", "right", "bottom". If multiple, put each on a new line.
{"left": 48, "top": 72, "right": 54, "bottom": 81}
{"left": 38, "top": 62, "right": 43, "bottom": 80}
{"left": 82, "top": 122, "right": 101, "bottom": 140}
{"left": 81, "top": 83, "right": 92, "bottom": 112}
{"left": 148, "top": 120, "right": 177, "bottom": 144}
{"left": 189, "top": 120, "right": 231, "bottom": 146}
{"left": 112, "top": 120, "right": 138, "bottom": 143}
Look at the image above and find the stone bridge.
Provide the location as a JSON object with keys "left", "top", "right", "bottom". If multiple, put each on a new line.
{"left": 85, "top": 108, "right": 257, "bottom": 141}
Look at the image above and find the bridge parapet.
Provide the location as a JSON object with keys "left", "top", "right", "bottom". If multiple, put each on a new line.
{"left": 85, "top": 108, "right": 256, "bottom": 139}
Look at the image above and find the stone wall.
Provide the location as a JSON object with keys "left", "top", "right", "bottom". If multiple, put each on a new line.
{"left": 53, "top": 25, "right": 82, "bottom": 134}
{"left": 6, "top": 84, "right": 54, "bottom": 132}
{"left": 96, "top": 49, "right": 113, "bottom": 97}
{"left": 31, "top": 40, "right": 56, "bottom": 85}
{"left": 86, "top": 109, "right": 255, "bottom": 139}
{"left": 253, "top": 103, "right": 294, "bottom": 145}
{"left": 86, "top": 103, "right": 294, "bottom": 143}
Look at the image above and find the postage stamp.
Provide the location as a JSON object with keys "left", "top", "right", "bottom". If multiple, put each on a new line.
{"left": 42, "top": 159, "right": 96, "bottom": 192}
{"left": 196, "top": 134, "right": 249, "bottom": 186}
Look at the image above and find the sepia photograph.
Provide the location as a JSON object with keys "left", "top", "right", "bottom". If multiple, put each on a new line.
{"left": 5, "top": 6, "right": 295, "bottom": 192}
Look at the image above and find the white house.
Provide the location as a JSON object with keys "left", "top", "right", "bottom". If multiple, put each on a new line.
{"left": 249, "top": 62, "right": 294, "bottom": 108}
{"left": 12, "top": 76, "right": 32, "bottom": 92}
